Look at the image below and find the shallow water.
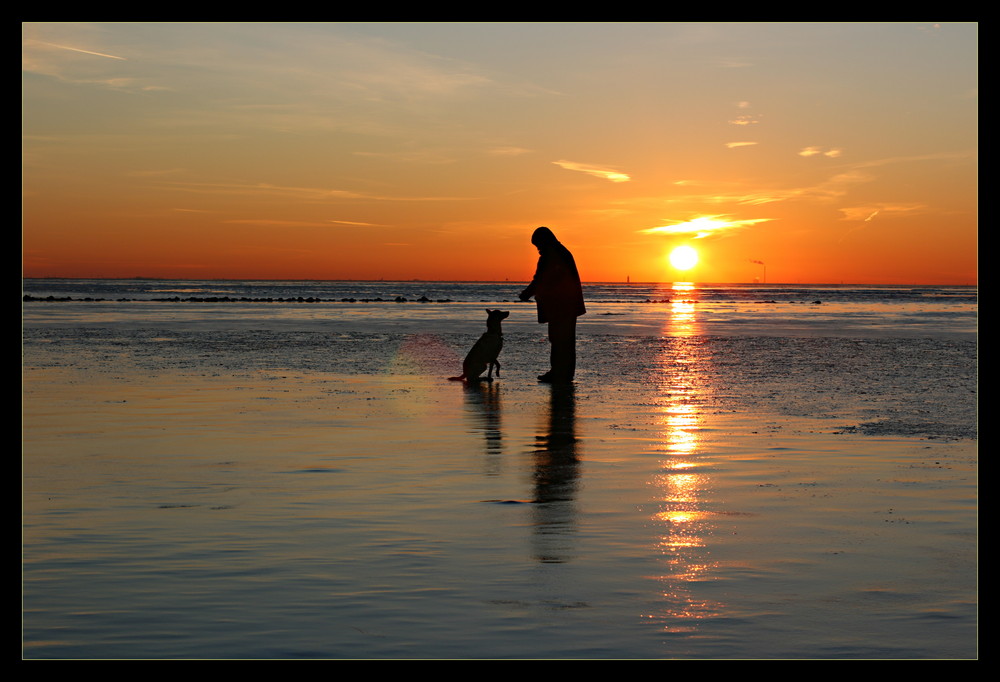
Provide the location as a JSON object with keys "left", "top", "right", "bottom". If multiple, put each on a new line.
{"left": 22, "top": 282, "right": 977, "bottom": 659}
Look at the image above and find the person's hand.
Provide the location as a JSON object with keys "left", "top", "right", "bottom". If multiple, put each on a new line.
{"left": 518, "top": 290, "right": 531, "bottom": 302}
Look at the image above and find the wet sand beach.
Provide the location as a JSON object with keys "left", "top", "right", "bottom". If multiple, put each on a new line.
{"left": 22, "top": 284, "right": 977, "bottom": 659}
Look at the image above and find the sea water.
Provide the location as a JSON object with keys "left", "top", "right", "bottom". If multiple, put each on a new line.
{"left": 22, "top": 279, "right": 977, "bottom": 337}
{"left": 22, "top": 280, "right": 977, "bottom": 659}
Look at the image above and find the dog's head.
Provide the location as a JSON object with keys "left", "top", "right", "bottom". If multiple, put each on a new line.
{"left": 486, "top": 309, "right": 510, "bottom": 322}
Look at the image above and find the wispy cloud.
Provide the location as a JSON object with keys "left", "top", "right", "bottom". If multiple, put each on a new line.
{"left": 848, "top": 150, "right": 975, "bottom": 169}
{"left": 22, "top": 28, "right": 186, "bottom": 94}
{"left": 351, "top": 150, "right": 459, "bottom": 165}
{"left": 638, "top": 214, "right": 772, "bottom": 239}
{"left": 23, "top": 22, "right": 512, "bottom": 124}
{"left": 729, "top": 100, "right": 760, "bottom": 125}
{"left": 156, "top": 180, "right": 473, "bottom": 203}
{"left": 725, "top": 141, "right": 758, "bottom": 149}
{"left": 640, "top": 152, "right": 968, "bottom": 214}
{"left": 223, "top": 219, "right": 339, "bottom": 228}
{"left": 838, "top": 203, "right": 929, "bottom": 242}
{"left": 218, "top": 217, "right": 388, "bottom": 229}
{"left": 328, "top": 219, "right": 384, "bottom": 227}
{"left": 799, "top": 146, "right": 843, "bottom": 158}
{"left": 553, "top": 160, "right": 630, "bottom": 182}
{"left": 487, "top": 146, "right": 533, "bottom": 156}
{"left": 610, "top": 160, "right": 894, "bottom": 215}
{"left": 839, "top": 204, "right": 924, "bottom": 222}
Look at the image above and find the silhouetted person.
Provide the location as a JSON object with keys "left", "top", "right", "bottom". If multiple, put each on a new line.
{"left": 519, "top": 226, "right": 586, "bottom": 382}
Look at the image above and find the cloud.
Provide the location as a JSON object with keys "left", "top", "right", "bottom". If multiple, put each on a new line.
{"left": 638, "top": 214, "right": 772, "bottom": 239}
{"left": 223, "top": 219, "right": 337, "bottom": 228}
{"left": 552, "top": 160, "right": 630, "bottom": 183}
{"left": 612, "top": 160, "right": 890, "bottom": 216}
{"left": 23, "top": 22, "right": 507, "bottom": 119}
{"left": 725, "top": 141, "right": 758, "bottom": 148}
{"left": 617, "top": 150, "right": 974, "bottom": 219}
{"left": 849, "top": 150, "right": 975, "bottom": 169}
{"left": 729, "top": 101, "right": 760, "bottom": 125}
{"left": 838, "top": 204, "right": 924, "bottom": 222}
{"left": 799, "top": 146, "right": 843, "bottom": 158}
{"left": 723, "top": 168, "right": 873, "bottom": 205}
{"left": 335, "top": 46, "right": 494, "bottom": 99}
{"left": 837, "top": 203, "right": 928, "bottom": 242}
{"left": 219, "top": 217, "right": 389, "bottom": 229}
{"left": 22, "top": 34, "right": 140, "bottom": 90}
{"left": 155, "top": 180, "right": 473, "bottom": 203}
{"left": 351, "top": 149, "right": 459, "bottom": 165}
{"left": 487, "top": 146, "right": 533, "bottom": 156}
{"left": 328, "top": 219, "right": 384, "bottom": 227}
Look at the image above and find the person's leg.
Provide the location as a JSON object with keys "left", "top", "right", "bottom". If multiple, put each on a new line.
{"left": 544, "top": 316, "right": 576, "bottom": 381}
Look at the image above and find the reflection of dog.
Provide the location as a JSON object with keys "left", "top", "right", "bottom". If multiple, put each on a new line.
{"left": 449, "top": 309, "right": 510, "bottom": 382}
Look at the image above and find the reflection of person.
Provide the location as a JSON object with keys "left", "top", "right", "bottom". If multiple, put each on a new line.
{"left": 530, "top": 382, "right": 579, "bottom": 563}
{"left": 519, "top": 226, "right": 586, "bottom": 383}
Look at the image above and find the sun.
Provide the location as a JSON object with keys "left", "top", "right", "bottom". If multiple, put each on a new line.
{"left": 669, "top": 245, "right": 699, "bottom": 271}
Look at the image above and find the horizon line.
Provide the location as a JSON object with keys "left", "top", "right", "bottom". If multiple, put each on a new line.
{"left": 21, "top": 276, "right": 977, "bottom": 287}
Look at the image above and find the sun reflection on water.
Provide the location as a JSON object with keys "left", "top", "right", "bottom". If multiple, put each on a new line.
{"left": 666, "top": 281, "right": 697, "bottom": 337}
{"left": 646, "top": 281, "right": 725, "bottom": 632}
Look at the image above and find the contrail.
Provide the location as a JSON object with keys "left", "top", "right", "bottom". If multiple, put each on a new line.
{"left": 38, "top": 41, "right": 127, "bottom": 61}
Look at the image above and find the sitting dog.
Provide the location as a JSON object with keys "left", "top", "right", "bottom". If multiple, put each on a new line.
{"left": 449, "top": 309, "right": 510, "bottom": 382}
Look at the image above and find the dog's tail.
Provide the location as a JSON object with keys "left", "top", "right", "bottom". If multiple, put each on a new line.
{"left": 448, "top": 374, "right": 466, "bottom": 382}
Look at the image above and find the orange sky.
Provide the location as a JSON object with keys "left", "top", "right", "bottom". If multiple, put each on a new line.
{"left": 22, "top": 22, "right": 977, "bottom": 284}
